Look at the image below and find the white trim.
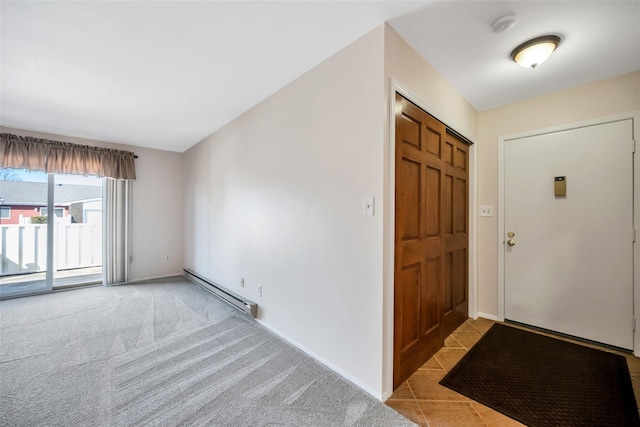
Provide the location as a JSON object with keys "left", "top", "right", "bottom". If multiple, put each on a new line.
{"left": 632, "top": 111, "right": 640, "bottom": 357}
{"left": 470, "top": 127, "right": 478, "bottom": 321}
{"left": 384, "top": 78, "right": 478, "bottom": 397}
{"left": 255, "top": 318, "right": 382, "bottom": 401}
{"left": 124, "top": 273, "right": 186, "bottom": 284}
{"left": 389, "top": 80, "right": 477, "bottom": 143}
{"left": 477, "top": 312, "right": 499, "bottom": 322}
{"left": 497, "top": 136, "right": 506, "bottom": 321}
{"left": 382, "top": 80, "right": 397, "bottom": 402}
{"left": 499, "top": 114, "right": 637, "bottom": 142}
{"left": 497, "top": 110, "right": 640, "bottom": 354}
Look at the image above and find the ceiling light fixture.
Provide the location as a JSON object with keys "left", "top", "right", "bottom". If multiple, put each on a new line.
{"left": 510, "top": 35, "right": 561, "bottom": 69}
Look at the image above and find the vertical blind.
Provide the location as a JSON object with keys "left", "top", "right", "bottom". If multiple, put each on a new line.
{"left": 103, "top": 178, "right": 132, "bottom": 285}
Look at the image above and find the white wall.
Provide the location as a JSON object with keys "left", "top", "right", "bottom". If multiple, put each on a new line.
{"left": 0, "top": 126, "right": 185, "bottom": 281}
{"left": 183, "top": 26, "right": 387, "bottom": 397}
{"left": 476, "top": 71, "right": 640, "bottom": 318}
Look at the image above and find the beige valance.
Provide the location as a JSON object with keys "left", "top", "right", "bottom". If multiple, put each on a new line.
{"left": 0, "top": 133, "right": 136, "bottom": 180}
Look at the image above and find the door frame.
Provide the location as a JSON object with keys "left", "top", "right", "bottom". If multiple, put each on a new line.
{"left": 384, "top": 79, "right": 478, "bottom": 399}
{"left": 497, "top": 111, "right": 640, "bottom": 356}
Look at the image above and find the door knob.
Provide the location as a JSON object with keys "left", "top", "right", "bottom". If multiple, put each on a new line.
{"left": 507, "top": 239, "right": 516, "bottom": 247}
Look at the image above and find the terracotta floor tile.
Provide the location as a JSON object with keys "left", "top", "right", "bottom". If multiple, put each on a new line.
{"left": 444, "top": 334, "right": 464, "bottom": 348}
{"left": 451, "top": 331, "right": 483, "bottom": 349}
{"left": 388, "top": 381, "right": 415, "bottom": 400}
{"left": 387, "top": 321, "right": 640, "bottom": 426}
{"left": 453, "top": 321, "right": 480, "bottom": 333}
{"left": 434, "top": 347, "right": 467, "bottom": 371}
{"left": 419, "top": 355, "right": 445, "bottom": 371}
{"left": 418, "top": 401, "right": 485, "bottom": 427}
{"left": 466, "top": 317, "right": 495, "bottom": 333}
{"left": 407, "top": 370, "right": 468, "bottom": 401}
{"left": 471, "top": 402, "right": 526, "bottom": 427}
{"left": 385, "top": 399, "right": 429, "bottom": 426}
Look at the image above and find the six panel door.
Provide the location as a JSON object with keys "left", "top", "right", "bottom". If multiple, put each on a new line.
{"left": 394, "top": 94, "right": 469, "bottom": 388}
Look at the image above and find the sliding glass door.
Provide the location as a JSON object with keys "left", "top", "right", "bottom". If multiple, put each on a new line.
{"left": 52, "top": 173, "right": 103, "bottom": 288}
{"left": 0, "top": 169, "right": 51, "bottom": 296}
{"left": 0, "top": 168, "right": 103, "bottom": 297}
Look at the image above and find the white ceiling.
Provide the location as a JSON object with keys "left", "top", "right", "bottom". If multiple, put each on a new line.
{"left": 388, "top": 0, "right": 640, "bottom": 111}
{"left": 1, "top": 1, "right": 639, "bottom": 153}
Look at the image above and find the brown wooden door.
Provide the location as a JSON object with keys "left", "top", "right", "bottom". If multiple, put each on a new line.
{"left": 393, "top": 94, "right": 469, "bottom": 389}
{"left": 442, "top": 132, "right": 469, "bottom": 337}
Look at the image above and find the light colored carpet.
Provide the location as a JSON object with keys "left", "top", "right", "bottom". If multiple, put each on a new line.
{"left": 0, "top": 276, "right": 414, "bottom": 426}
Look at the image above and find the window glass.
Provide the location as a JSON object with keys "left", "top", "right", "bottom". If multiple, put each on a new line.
{"left": 39, "top": 207, "right": 64, "bottom": 217}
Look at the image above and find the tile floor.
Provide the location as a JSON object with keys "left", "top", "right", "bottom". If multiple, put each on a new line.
{"left": 385, "top": 318, "right": 640, "bottom": 427}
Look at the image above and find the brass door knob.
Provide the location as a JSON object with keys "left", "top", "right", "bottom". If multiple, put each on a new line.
{"left": 507, "top": 239, "right": 516, "bottom": 247}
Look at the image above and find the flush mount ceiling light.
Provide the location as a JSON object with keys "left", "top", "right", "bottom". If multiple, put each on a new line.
{"left": 510, "top": 35, "right": 561, "bottom": 69}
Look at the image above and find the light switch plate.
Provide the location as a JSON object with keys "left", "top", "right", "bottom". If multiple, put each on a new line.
{"left": 363, "top": 197, "right": 375, "bottom": 216}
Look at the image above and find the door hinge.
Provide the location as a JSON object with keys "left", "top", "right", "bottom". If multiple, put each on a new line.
{"left": 634, "top": 228, "right": 637, "bottom": 243}
{"left": 633, "top": 140, "right": 636, "bottom": 154}
{"left": 634, "top": 318, "right": 636, "bottom": 332}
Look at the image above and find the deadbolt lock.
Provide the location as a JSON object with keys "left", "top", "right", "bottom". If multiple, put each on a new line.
{"left": 507, "top": 231, "right": 515, "bottom": 238}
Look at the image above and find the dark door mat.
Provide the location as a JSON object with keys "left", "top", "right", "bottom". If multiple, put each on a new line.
{"left": 440, "top": 323, "right": 640, "bottom": 426}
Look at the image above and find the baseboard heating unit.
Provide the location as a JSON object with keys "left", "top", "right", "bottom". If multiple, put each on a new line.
{"left": 184, "top": 269, "right": 257, "bottom": 318}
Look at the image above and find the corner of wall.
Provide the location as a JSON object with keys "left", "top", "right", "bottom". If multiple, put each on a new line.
{"left": 182, "top": 26, "right": 389, "bottom": 397}
{"left": 381, "top": 26, "right": 479, "bottom": 397}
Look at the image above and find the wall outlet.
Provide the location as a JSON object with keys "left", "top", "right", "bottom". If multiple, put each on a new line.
{"left": 164, "top": 255, "right": 171, "bottom": 262}
{"left": 257, "top": 284, "right": 262, "bottom": 297}
{"left": 480, "top": 205, "right": 494, "bottom": 217}
{"left": 240, "top": 278, "right": 245, "bottom": 288}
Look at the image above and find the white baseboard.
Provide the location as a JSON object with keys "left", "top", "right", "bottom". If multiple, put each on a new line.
{"left": 122, "top": 273, "right": 185, "bottom": 285}
{"left": 476, "top": 312, "right": 499, "bottom": 321}
{"left": 380, "top": 389, "right": 392, "bottom": 401}
{"left": 255, "top": 319, "right": 383, "bottom": 401}
{"left": 130, "top": 271, "right": 384, "bottom": 400}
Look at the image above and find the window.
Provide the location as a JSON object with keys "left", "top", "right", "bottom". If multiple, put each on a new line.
{"left": 0, "top": 207, "right": 10, "bottom": 219}
{"left": 0, "top": 135, "right": 135, "bottom": 293}
{"left": 39, "top": 207, "right": 64, "bottom": 217}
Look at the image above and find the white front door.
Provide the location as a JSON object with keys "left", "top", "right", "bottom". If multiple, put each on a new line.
{"left": 504, "top": 119, "right": 634, "bottom": 350}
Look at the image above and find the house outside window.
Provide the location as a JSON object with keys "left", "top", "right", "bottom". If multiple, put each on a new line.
{"left": 0, "top": 207, "right": 10, "bottom": 219}
{"left": 39, "top": 207, "right": 64, "bottom": 217}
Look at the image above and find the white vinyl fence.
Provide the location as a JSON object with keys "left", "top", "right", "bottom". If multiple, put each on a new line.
{"left": 0, "top": 223, "right": 102, "bottom": 276}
